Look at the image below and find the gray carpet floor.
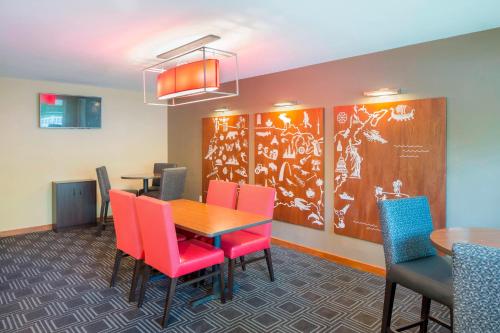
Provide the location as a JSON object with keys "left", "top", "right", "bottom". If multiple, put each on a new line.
{"left": 0, "top": 228, "right": 451, "bottom": 332}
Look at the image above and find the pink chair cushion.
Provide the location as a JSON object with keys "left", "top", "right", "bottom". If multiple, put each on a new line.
{"left": 206, "top": 180, "right": 238, "bottom": 209}
{"left": 176, "top": 239, "right": 224, "bottom": 277}
{"left": 135, "top": 195, "right": 223, "bottom": 278}
{"left": 221, "top": 230, "right": 270, "bottom": 259}
{"left": 109, "top": 189, "right": 144, "bottom": 260}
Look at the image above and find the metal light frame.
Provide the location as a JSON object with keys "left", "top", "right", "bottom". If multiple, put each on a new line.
{"left": 143, "top": 46, "right": 239, "bottom": 107}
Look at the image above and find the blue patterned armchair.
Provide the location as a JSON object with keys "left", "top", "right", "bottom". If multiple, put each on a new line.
{"left": 378, "top": 196, "right": 452, "bottom": 332}
{"left": 453, "top": 243, "right": 500, "bottom": 333}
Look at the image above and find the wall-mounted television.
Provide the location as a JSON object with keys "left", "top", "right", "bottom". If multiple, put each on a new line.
{"left": 39, "top": 93, "right": 102, "bottom": 129}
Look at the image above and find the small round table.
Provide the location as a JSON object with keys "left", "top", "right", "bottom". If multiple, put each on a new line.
{"left": 430, "top": 227, "right": 500, "bottom": 255}
{"left": 121, "top": 174, "right": 159, "bottom": 194}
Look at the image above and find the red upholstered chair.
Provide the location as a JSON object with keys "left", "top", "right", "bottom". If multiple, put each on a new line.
{"left": 207, "top": 180, "right": 238, "bottom": 208}
{"left": 108, "top": 190, "right": 145, "bottom": 302}
{"left": 196, "top": 180, "right": 239, "bottom": 245}
{"left": 135, "top": 195, "right": 226, "bottom": 328}
{"left": 221, "top": 184, "right": 276, "bottom": 300}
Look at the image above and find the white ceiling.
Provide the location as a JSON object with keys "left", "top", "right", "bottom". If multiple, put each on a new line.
{"left": 1, "top": 0, "right": 499, "bottom": 91}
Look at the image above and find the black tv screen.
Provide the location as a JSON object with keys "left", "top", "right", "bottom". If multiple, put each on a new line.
{"left": 39, "top": 93, "right": 102, "bottom": 128}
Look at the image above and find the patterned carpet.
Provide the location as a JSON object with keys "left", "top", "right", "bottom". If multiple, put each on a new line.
{"left": 0, "top": 229, "right": 452, "bottom": 332}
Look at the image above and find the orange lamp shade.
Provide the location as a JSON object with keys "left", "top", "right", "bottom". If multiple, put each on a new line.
{"left": 157, "top": 59, "right": 220, "bottom": 100}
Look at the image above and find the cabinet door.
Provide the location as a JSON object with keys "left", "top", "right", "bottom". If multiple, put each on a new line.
{"left": 78, "top": 181, "right": 97, "bottom": 225}
{"left": 55, "top": 184, "right": 78, "bottom": 228}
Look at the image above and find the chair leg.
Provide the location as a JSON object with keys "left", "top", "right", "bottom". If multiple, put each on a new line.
{"left": 381, "top": 281, "right": 396, "bottom": 333}
{"left": 160, "top": 277, "right": 177, "bottom": 328}
{"left": 109, "top": 249, "right": 123, "bottom": 287}
{"left": 103, "top": 202, "right": 110, "bottom": 226}
{"left": 264, "top": 248, "right": 275, "bottom": 282}
{"left": 420, "top": 296, "right": 431, "bottom": 333}
{"left": 240, "top": 256, "right": 246, "bottom": 271}
{"left": 218, "top": 263, "right": 226, "bottom": 304}
{"left": 227, "top": 259, "right": 235, "bottom": 300}
{"left": 137, "top": 265, "right": 151, "bottom": 308}
{"left": 96, "top": 203, "right": 105, "bottom": 236}
{"left": 128, "top": 259, "right": 143, "bottom": 302}
{"left": 450, "top": 308, "right": 454, "bottom": 331}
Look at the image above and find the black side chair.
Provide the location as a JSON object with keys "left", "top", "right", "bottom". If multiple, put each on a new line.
{"left": 143, "top": 167, "right": 187, "bottom": 201}
{"left": 378, "top": 196, "right": 453, "bottom": 333}
{"left": 452, "top": 243, "right": 500, "bottom": 333}
{"left": 96, "top": 166, "right": 138, "bottom": 236}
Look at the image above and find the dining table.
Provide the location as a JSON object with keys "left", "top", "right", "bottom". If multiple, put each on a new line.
{"left": 121, "top": 173, "right": 159, "bottom": 193}
{"left": 168, "top": 199, "right": 272, "bottom": 305}
{"left": 430, "top": 227, "right": 500, "bottom": 255}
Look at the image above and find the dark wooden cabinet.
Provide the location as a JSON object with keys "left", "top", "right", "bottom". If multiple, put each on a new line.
{"left": 52, "top": 180, "right": 97, "bottom": 232}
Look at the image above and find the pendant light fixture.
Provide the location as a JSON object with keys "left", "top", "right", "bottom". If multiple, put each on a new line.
{"left": 143, "top": 35, "right": 239, "bottom": 107}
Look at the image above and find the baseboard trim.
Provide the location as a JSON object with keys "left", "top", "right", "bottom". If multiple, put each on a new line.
{"left": 271, "top": 237, "right": 386, "bottom": 277}
{"left": 0, "top": 224, "right": 53, "bottom": 238}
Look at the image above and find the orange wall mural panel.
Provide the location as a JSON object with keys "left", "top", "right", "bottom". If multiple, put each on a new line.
{"left": 202, "top": 114, "right": 249, "bottom": 201}
{"left": 254, "top": 108, "right": 325, "bottom": 230}
{"left": 333, "top": 98, "right": 446, "bottom": 243}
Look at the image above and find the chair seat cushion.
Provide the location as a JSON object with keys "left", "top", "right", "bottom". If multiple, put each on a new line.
{"left": 388, "top": 255, "right": 452, "bottom": 307}
{"left": 221, "top": 230, "right": 270, "bottom": 259}
{"left": 175, "top": 239, "right": 224, "bottom": 277}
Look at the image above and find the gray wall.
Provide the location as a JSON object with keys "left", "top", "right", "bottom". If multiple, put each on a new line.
{"left": 168, "top": 28, "right": 500, "bottom": 267}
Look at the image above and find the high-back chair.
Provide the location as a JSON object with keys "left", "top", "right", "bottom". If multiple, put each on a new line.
{"left": 144, "top": 167, "right": 187, "bottom": 201}
{"left": 378, "top": 197, "right": 453, "bottom": 333}
{"left": 452, "top": 243, "right": 500, "bottom": 333}
{"left": 206, "top": 180, "right": 238, "bottom": 209}
{"left": 135, "top": 196, "right": 226, "bottom": 328}
{"left": 159, "top": 167, "right": 187, "bottom": 201}
{"left": 152, "top": 163, "right": 178, "bottom": 189}
{"left": 194, "top": 180, "right": 239, "bottom": 244}
{"left": 220, "top": 184, "right": 276, "bottom": 300}
{"left": 108, "top": 190, "right": 144, "bottom": 302}
{"left": 95, "top": 166, "right": 137, "bottom": 235}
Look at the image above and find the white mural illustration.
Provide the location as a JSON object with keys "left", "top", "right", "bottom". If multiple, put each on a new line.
{"left": 255, "top": 109, "right": 324, "bottom": 229}
{"left": 203, "top": 115, "right": 249, "bottom": 193}
{"left": 334, "top": 104, "right": 418, "bottom": 231}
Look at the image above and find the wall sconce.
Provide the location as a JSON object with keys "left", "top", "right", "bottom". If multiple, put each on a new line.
{"left": 273, "top": 101, "right": 298, "bottom": 108}
{"left": 363, "top": 88, "right": 401, "bottom": 97}
{"left": 214, "top": 107, "right": 230, "bottom": 113}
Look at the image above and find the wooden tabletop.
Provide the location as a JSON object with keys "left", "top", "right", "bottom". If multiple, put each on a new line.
{"left": 121, "top": 174, "right": 158, "bottom": 180}
{"left": 168, "top": 199, "right": 272, "bottom": 237}
{"left": 430, "top": 227, "right": 500, "bottom": 255}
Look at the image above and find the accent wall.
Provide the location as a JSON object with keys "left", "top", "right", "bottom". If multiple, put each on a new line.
{"left": 168, "top": 28, "right": 500, "bottom": 268}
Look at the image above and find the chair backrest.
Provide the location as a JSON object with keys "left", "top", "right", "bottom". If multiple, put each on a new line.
{"left": 453, "top": 243, "right": 500, "bottom": 333}
{"left": 135, "top": 195, "right": 180, "bottom": 277}
{"left": 377, "top": 196, "right": 436, "bottom": 268}
{"left": 206, "top": 180, "right": 238, "bottom": 209}
{"left": 237, "top": 184, "right": 275, "bottom": 237}
{"left": 96, "top": 166, "right": 111, "bottom": 203}
{"left": 152, "top": 163, "right": 178, "bottom": 187}
{"left": 109, "top": 190, "right": 144, "bottom": 259}
{"left": 159, "top": 167, "right": 187, "bottom": 201}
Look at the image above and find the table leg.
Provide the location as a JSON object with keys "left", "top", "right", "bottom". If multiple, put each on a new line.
{"left": 143, "top": 179, "right": 149, "bottom": 194}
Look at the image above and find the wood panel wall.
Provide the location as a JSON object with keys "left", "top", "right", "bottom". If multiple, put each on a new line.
{"left": 202, "top": 115, "right": 249, "bottom": 201}
{"left": 333, "top": 98, "right": 446, "bottom": 243}
{"left": 254, "top": 108, "right": 325, "bottom": 230}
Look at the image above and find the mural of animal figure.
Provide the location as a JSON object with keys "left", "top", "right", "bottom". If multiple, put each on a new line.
{"left": 278, "top": 113, "right": 292, "bottom": 129}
